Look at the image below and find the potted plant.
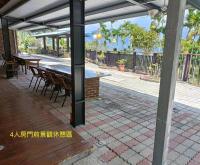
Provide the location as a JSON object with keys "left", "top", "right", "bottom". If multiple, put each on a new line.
{"left": 97, "top": 51, "right": 105, "bottom": 65}
{"left": 117, "top": 59, "right": 127, "bottom": 72}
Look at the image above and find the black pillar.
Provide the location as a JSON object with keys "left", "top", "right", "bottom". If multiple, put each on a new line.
{"left": 43, "top": 36, "right": 46, "bottom": 50}
{"left": 52, "top": 37, "right": 55, "bottom": 50}
{"left": 1, "top": 17, "right": 13, "bottom": 78}
{"left": 70, "top": 0, "right": 85, "bottom": 127}
{"left": 56, "top": 37, "right": 59, "bottom": 56}
{"left": 66, "top": 36, "right": 70, "bottom": 52}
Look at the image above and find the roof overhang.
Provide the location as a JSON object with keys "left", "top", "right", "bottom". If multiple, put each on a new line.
{"left": 0, "top": 0, "right": 199, "bottom": 32}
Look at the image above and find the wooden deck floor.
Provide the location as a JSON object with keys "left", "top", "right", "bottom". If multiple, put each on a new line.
{"left": 0, "top": 75, "right": 92, "bottom": 165}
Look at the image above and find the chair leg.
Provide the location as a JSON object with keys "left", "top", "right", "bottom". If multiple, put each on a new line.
{"left": 62, "top": 95, "right": 67, "bottom": 107}
{"left": 36, "top": 78, "right": 42, "bottom": 92}
{"left": 44, "top": 86, "right": 48, "bottom": 96}
{"left": 50, "top": 87, "right": 55, "bottom": 100}
{"left": 29, "top": 76, "right": 34, "bottom": 88}
{"left": 54, "top": 90, "right": 59, "bottom": 102}
{"left": 41, "top": 84, "right": 46, "bottom": 95}
{"left": 33, "top": 77, "right": 39, "bottom": 91}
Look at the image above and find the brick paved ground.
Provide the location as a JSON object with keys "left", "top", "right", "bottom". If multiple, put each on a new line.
{"left": 6, "top": 56, "right": 200, "bottom": 165}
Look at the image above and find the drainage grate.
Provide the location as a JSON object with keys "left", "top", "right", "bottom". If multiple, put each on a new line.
{"left": 0, "top": 145, "right": 4, "bottom": 151}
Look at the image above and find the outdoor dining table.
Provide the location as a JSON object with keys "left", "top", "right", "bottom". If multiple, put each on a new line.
{"left": 13, "top": 54, "right": 41, "bottom": 74}
{"left": 42, "top": 64, "right": 110, "bottom": 98}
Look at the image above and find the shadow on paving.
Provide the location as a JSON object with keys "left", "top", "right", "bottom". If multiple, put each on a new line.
{"left": 74, "top": 81, "right": 200, "bottom": 165}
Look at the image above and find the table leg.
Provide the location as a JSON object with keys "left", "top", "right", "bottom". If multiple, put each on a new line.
{"left": 25, "top": 62, "right": 27, "bottom": 74}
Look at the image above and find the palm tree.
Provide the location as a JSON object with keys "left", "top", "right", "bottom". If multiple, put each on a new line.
{"left": 185, "top": 9, "right": 200, "bottom": 41}
{"left": 99, "top": 22, "right": 111, "bottom": 46}
{"left": 184, "top": 9, "right": 200, "bottom": 53}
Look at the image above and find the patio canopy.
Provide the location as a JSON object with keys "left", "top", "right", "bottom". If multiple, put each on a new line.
{"left": 0, "top": 0, "right": 199, "bottom": 32}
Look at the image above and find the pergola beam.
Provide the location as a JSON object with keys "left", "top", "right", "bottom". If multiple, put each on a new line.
{"left": 152, "top": 0, "right": 187, "bottom": 164}
{"left": 5, "top": 16, "right": 59, "bottom": 29}
{"left": 45, "top": 1, "right": 133, "bottom": 25}
{"left": 188, "top": 0, "right": 200, "bottom": 9}
{"left": 126, "top": 0, "right": 161, "bottom": 10}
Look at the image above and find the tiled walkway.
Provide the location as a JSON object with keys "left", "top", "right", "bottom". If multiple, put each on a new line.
{"left": 6, "top": 56, "right": 200, "bottom": 165}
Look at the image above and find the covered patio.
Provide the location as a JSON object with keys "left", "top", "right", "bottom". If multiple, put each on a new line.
{"left": 4, "top": 57, "right": 200, "bottom": 165}
{"left": 0, "top": 0, "right": 200, "bottom": 164}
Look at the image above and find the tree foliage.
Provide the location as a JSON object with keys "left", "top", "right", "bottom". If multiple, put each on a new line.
{"left": 17, "top": 31, "right": 38, "bottom": 53}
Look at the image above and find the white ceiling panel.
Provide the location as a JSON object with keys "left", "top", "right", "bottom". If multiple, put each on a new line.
{"left": 7, "top": 0, "right": 62, "bottom": 18}
{"left": 86, "top": 6, "right": 144, "bottom": 21}
{"left": 85, "top": 0, "right": 125, "bottom": 10}
{"left": 31, "top": 8, "right": 70, "bottom": 22}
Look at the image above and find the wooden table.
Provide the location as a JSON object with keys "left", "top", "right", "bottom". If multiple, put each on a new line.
{"left": 43, "top": 64, "right": 110, "bottom": 98}
{"left": 13, "top": 54, "right": 41, "bottom": 74}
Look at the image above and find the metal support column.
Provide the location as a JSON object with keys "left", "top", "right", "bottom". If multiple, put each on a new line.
{"left": 1, "top": 17, "right": 13, "bottom": 78}
{"left": 43, "top": 36, "right": 46, "bottom": 50}
{"left": 52, "top": 37, "right": 55, "bottom": 51}
{"left": 152, "top": 0, "right": 186, "bottom": 165}
{"left": 56, "top": 37, "right": 59, "bottom": 56}
{"left": 66, "top": 36, "right": 70, "bottom": 52}
{"left": 70, "top": 0, "right": 85, "bottom": 127}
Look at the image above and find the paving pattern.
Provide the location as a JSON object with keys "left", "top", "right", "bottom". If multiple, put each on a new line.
{"left": 6, "top": 56, "right": 200, "bottom": 165}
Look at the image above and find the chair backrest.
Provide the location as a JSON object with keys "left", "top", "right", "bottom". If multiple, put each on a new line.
{"left": 44, "top": 71, "right": 57, "bottom": 84}
{"left": 58, "top": 76, "right": 72, "bottom": 90}
{"left": 29, "top": 66, "right": 38, "bottom": 76}
{"left": 36, "top": 67, "right": 46, "bottom": 78}
{"left": 2, "top": 54, "right": 6, "bottom": 60}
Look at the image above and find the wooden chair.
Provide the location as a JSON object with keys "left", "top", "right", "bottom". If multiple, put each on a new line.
{"left": 35, "top": 67, "right": 47, "bottom": 92}
{"left": 41, "top": 71, "right": 60, "bottom": 98}
{"left": 1, "top": 53, "right": 6, "bottom": 68}
{"left": 14, "top": 57, "right": 26, "bottom": 73}
{"left": 40, "top": 70, "right": 53, "bottom": 96}
{"left": 56, "top": 76, "right": 72, "bottom": 107}
{"left": 5, "top": 58, "right": 19, "bottom": 78}
{"left": 47, "top": 72, "right": 62, "bottom": 100}
{"left": 29, "top": 66, "right": 40, "bottom": 90}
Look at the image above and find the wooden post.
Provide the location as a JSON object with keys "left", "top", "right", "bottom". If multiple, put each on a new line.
{"left": 132, "top": 51, "right": 136, "bottom": 72}
{"left": 152, "top": 0, "right": 186, "bottom": 165}
{"left": 153, "top": 53, "right": 158, "bottom": 64}
{"left": 182, "top": 54, "right": 191, "bottom": 81}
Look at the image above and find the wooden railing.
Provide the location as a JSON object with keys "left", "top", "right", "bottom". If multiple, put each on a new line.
{"left": 86, "top": 50, "right": 200, "bottom": 85}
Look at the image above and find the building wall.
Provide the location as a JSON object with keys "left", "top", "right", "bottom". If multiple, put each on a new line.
{"left": 0, "top": 29, "right": 17, "bottom": 56}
